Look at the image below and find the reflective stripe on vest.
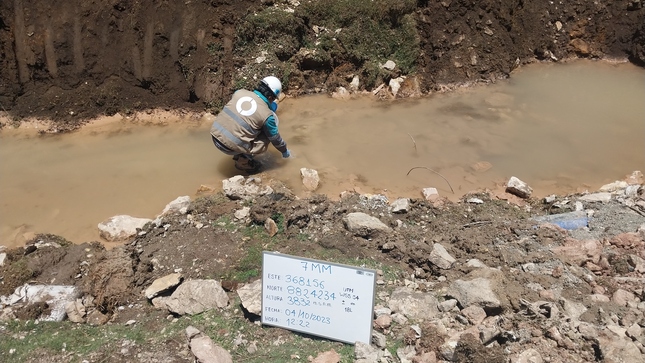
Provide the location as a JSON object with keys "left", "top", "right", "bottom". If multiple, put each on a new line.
{"left": 222, "top": 106, "right": 257, "bottom": 135}
{"left": 210, "top": 119, "right": 251, "bottom": 150}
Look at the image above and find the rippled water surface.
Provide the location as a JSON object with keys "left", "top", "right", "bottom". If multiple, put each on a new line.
{"left": 1, "top": 60, "right": 643, "bottom": 247}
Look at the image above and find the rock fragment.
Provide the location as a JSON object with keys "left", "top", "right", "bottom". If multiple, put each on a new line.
{"left": 186, "top": 326, "right": 233, "bottom": 363}
{"left": 264, "top": 217, "right": 278, "bottom": 236}
{"left": 144, "top": 273, "right": 183, "bottom": 299}
{"left": 506, "top": 176, "right": 532, "bottom": 199}
{"left": 300, "top": 168, "right": 320, "bottom": 191}
{"left": 343, "top": 212, "right": 392, "bottom": 237}
{"left": 237, "top": 279, "right": 262, "bottom": 316}
{"left": 98, "top": 215, "right": 152, "bottom": 242}
{"left": 159, "top": 279, "right": 229, "bottom": 316}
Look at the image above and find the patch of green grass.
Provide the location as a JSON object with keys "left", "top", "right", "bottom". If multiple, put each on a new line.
{"left": 232, "top": 77, "right": 249, "bottom": 92}
{"left": 298, "top": 0, "right": 419, "bottom": 78}
{"left": 230, "top": 235, "right": 264, "bottom": 282}
{"left": 386, "top": 337, "right": 406, "bottom": 359}
{"left": 230, "top": 0, "right": 419, "bottom": 92}
{"left": 0, "top": 319, "right": 146, "bottom": 361}
{"left": 214, "top": 215, "right": 237, "bottom": 231}
{"left": 236, "top": 7, "right": 304, "bottom": 58}
{"left": 0, "top": 307, "right": 358, "bottom": 362}
{"left": 296, "top": 232, "right": 311, "bottom": 242}
{"left": 207, "top": 42, "right": 223, "bottom": 56}
{"left": 170, "top": 305, "right": 358, "bottom": 362}
{"left": 1, "top": 277, "right": 371, "bottom": 362}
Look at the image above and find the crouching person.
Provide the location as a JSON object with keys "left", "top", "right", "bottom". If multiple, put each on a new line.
{"left": 210, "top": 76, "right": 291, "bottom": 173}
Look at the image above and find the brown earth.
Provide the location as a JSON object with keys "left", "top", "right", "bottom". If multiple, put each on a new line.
{"left": 1, "top": 0, "right": 644, "bottom": 130}
{"left": 1, "top": 177, "right": 644, "bottom": 362}
{"left": 1, "top": 1, "right": 644, "bottom": 362}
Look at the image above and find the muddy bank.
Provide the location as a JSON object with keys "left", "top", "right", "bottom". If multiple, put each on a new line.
{"left": 1, "top": 0, "right": 644, "bottom": 130}
{"left": 0, "top": 173, "right": 644, "bottom": 362}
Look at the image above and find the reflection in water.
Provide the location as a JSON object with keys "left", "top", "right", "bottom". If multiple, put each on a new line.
{"left": 1, "top": 60, "right": 644, "bottom": 247}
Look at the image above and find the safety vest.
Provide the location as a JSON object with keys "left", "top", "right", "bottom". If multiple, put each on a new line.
{"left": 210, "top": 90, "right": 274, "bottom": 154}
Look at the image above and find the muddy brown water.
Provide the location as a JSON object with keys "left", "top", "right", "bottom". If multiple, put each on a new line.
{"left": 1, "top": 60, "right": 644, "bottom": 248}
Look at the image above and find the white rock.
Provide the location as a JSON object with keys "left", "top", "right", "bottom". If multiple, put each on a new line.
{"left": 2, "top": 284, "right": 81, "bottom": 322}
{"left": 64, "top": 299, "right": 86, "bottom": 323}
{"left": 331, "top": 86, "right": 351, "bottom": 100}
{"left": 579, "top": 192, "right": 612, "bottom": 202}
{"left": 600, "top": 181, "right": 628, "bottom": 192}
{"left": 422, "top": 187, "right": 439, "bottom": 201}
{"left": 144, "top": 273, "right": 183, "bottom": 299}
{"left": 300, "top": 168, "right": 320, "bottom": 191}
{"left": 222, "top": 175, "right": 273, "bottom": 200}
{"left": 389, "top": 77, "right": 405, "bottom": 97}
{"left": 234, "top": 207, "right": 250, "bottom": 220}
{"left": 448, "top": 278, "right": 501, "bottom": 311}
{"left": 429, "top": 243, "right": 456, "bottom": 269}
{"left": 387, "top": 287, "right": 439, "bottom": 320}
{"left": 98, "top": 215, "right": 153, "bottom": 242}
{"left": 466, "top": 259, "right": 488, "bottom": 268}
{"left": 187, "top": 326, "right": 233, "bottom": 363}
{"left": 511, "top": 348, "right": 543, "bottom": 363}
{"left": 237, "top": 279, "right": 262, "bottom": 316}
{"left": 343, "top": 212, "right": 392, "bottom": 237}
{"left": 349, "top": 75, "right": 360, "bottom": 90}
{"left": 506, "top": 176, "right": 533, "bottom": 199}
{"left": 164, "top": 280, "right": 229, "bottom": 315}
{"left": 438, "top": 299, "right": 459, "bottom": 312}
{"left": 160, "top": 196, "right": 191, "bottom": 216}
{"left": 390, "top": 198, "right": 411, "bottom": 213}
{"left": 439, "top": 340, "right": 459, "bottom": 361}
{"left": 381, "top": 60, "right": 396, "bottom": 70}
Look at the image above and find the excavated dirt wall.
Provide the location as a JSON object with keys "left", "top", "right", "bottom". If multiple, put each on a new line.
{"left": 0, "top": 0, "right": 643, "bottom": 129}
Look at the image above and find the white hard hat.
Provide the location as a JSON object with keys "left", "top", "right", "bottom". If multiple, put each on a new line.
{"left": 262, "top": 76, "right": 282, "bottom": 98}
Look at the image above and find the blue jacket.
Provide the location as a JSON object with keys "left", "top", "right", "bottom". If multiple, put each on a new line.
{"left": 253, "top": 90, "right": 285, "bottom": 151}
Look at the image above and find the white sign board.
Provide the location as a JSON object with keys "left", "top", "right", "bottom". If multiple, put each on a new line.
{"left": 261, "top": 251, "right": 376, "bottom": 344}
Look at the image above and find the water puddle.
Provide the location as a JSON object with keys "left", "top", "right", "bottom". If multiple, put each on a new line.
{"left": 1, "top": 60, "right": 644, "bottom": 247}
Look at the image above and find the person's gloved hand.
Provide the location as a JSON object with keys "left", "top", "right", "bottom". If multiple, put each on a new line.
{"left": 270, "top": 101, "right": 278, "bottom": 112}
{"left": 282, "top": 149, "right": 291, "bottom": 158}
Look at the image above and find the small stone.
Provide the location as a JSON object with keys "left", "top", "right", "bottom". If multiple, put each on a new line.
{"left": 422, "top": 187, "right": 440, "bottom": 201}
{"left": 506, "top": 176, "right": 533, "bottom": 199}
{"left": 300, "top": 168, "right": 320, "bottom": 191}
{"left": 382, "top": 60, "right": 396, "bottom": 70}
{"left": 390, "top": 198, "right": 411, "bottom": 213}
{"left": 264, "top": 218, "right": 279, "bottom": 237}
{"left": 374, "top": 314, "right": 392, "bottom": 329}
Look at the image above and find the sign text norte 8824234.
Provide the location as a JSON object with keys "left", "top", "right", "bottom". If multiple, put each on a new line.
{"left": 261, "top": 251, "right": 377, "bottom": 344}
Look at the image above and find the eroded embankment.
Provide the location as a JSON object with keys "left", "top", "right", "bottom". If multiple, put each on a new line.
{"left": 0, "top": 0, "right": 643, "bottom": 130}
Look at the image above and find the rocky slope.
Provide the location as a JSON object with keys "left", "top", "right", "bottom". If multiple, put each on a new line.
{"left": 0, "top": 172, "right": 644, "bottom": 362}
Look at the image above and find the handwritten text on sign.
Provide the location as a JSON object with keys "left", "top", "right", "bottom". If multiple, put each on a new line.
{"left": 261, "top": 252, "right": 376, "bottom": 344}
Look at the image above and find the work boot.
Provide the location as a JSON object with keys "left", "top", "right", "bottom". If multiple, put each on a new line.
{"left": 233, "top": 154, "right": 261, "bottom": 173}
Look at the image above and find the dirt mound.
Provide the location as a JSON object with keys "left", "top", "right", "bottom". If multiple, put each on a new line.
{"left": 1, "top": 177, "right": 644, "bottom": 361}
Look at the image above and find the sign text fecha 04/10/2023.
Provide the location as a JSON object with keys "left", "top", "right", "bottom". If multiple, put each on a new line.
{"left": 261, "top": 251, "right": 377, "bottom": 344}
